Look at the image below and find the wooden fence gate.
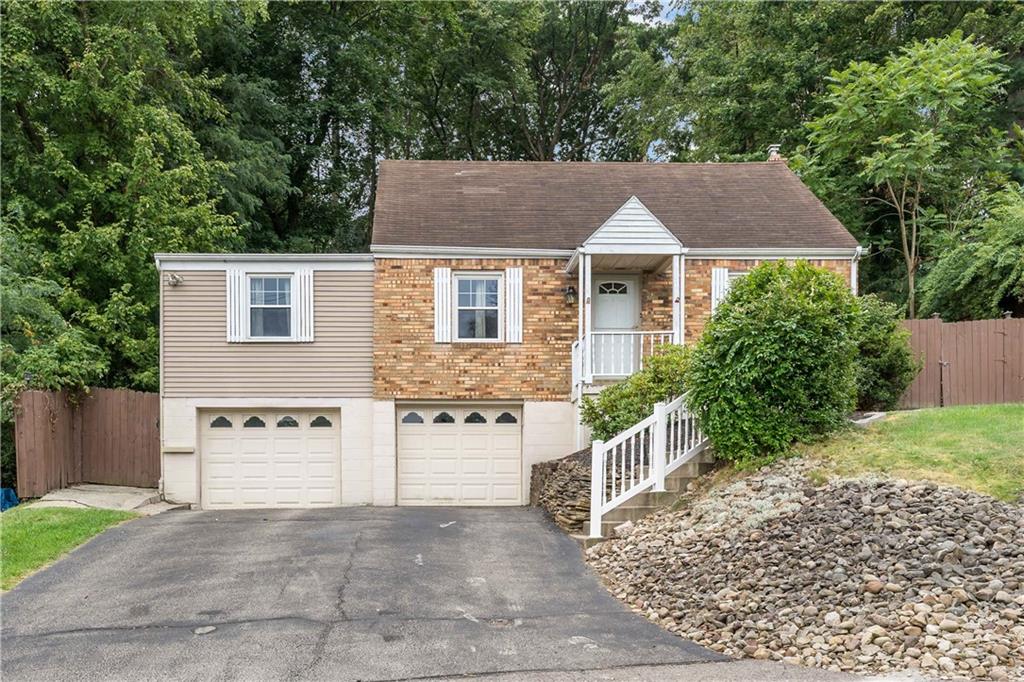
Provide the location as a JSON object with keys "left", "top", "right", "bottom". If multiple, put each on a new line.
{"left": 14, "top": 388, "right": 160, "bottom": 498}
{"left": 901, "top": 318, "right": 1024, "bottom": 408}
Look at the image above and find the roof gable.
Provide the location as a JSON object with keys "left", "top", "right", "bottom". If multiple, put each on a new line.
{"left": 583, "top": 196, "right": 681, "bottom": 251}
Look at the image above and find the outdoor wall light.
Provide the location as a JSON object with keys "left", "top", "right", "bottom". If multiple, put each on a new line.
{"left": 563, "top": 286, "right": 578, "bottom": 305}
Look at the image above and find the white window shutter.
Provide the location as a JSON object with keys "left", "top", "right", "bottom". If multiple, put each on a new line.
{"left": 711, "top": 267, "right": 729, "bottom": 313}
{"left": 505, "top": 267, "right": 523, "bottom": 343}
{"left": 294, "top": 267, "right": 314, "bottom": 342}
{"left": 434, "top": 267, "right": 452, "bottom": 343}
{"left": 226, "top": 267, "right": 246, "bottom": 342}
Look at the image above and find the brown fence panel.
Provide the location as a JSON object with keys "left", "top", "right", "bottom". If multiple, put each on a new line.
{"left": 78, "top": 388, "right": 160, "bottom": 488}
{"left": 1007, "top": 320, "right": 1024, "bottom": 403}
{"left": 901, "top": 318, "right": 1024, "bottom": 409}
{"left": 14, "top": 391, "right": 77, "bottom": 498}
{"left": 15, "top": 387, "right": 159, "bottom": 498}
{"left": 901, "top": 319, "right": 942, "bottom": 408}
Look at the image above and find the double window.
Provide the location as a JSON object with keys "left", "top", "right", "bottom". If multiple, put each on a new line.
{"left": 249, "top": 275, "right": 292, "bottom": 338}
{"left": 455, "top": 274, "right": 502, "bottom": 341}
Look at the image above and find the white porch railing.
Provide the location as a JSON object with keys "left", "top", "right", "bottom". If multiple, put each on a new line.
{"left": 588, "top": 394, "right": 708, "bottom": 538}
{"left": 577, "top": 331, "right": 674, "bottom": 382}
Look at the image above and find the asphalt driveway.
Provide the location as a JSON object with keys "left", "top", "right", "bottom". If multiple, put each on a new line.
{"left": 2, "top": 506, "right": 728, "bottom": 681}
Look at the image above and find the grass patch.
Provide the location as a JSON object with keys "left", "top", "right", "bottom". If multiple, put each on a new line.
{"left": 799, "top": 404, "right": 1024, "bottom": 501}
{"left": 1, "top": 505, "right": 136, "bottom": 590}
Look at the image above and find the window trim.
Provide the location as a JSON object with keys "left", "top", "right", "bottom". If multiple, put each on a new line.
{"left": 245, "top": 273, "right": 295, "bottom": 341}
{"left": 452, "top": 272, "right": 504, "bottom": 343}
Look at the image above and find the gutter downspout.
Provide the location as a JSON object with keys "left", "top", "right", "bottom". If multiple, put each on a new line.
{"left": 851, "top": 246, "right": 863, "bottom": 296}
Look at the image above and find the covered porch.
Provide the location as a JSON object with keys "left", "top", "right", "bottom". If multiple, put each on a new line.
{"left": 567, "top": 247, "right": 685, "bottom": 395}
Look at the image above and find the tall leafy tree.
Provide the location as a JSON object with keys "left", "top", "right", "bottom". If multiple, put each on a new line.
{"left": 1, "top": 1, "right": 246, "bottom": 390}
{"left": 803, "top": 33, "right": 1009, "bottom": 317}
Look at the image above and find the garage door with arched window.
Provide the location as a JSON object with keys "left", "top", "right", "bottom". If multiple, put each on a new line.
{"left": 199, "top": 409, "right": 340, "bottom": 509}
{"left": 397, "top": 405, "right": 522, "bottom": 506}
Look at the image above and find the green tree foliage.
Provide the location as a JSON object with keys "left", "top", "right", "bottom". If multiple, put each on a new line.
{"left": 919, "top": 187, "right": 1024, "bottom": 320}
{"left": 624, "top": 1, "right": 1023, "bottom": 162}
{"left": 2, "top": 1, "right": 244, "bottom": 396}
{"left": 580, "top": 345, "right": 688, "bottom": 441}
{"left": 801, "top": 33, "right": 1010, "bottom": 317}
{"left": 683, "top": 262, "right": 859, "bottom": 468}
{"left": 853, "top": 295, "right": 919, "bottom": 411}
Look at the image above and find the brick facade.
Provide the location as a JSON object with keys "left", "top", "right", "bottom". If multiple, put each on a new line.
{"left": 683, "top": 258, "right": 853, "bottom": 340}
{"left": 374, "top": 257, "right": 853, "bottom": 399}
{"left": 374, "top": 258, "right": 577, "bottom": 400}
{"left": 639, "top": 269, "right": 674, "bottom": 332}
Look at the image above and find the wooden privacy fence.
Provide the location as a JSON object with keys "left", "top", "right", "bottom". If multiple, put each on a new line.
{"left": 14, "top": 388, "right": 160, "bottom": 498}
{"left": 901, "top": 318, "right": 1024, "bottom": 408}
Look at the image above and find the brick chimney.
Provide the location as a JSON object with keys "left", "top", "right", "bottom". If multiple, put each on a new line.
{"left": 767, "top": 144, "right": 787, "bottom": 164}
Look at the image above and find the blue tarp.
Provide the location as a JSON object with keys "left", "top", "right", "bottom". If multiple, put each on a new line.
{"left": 1, "top": 488, "right": 19, "bottom": 511}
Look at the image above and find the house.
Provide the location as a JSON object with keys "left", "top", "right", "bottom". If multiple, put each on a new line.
{"left": 156, "top": 159, "right": 860, "bottom": 510}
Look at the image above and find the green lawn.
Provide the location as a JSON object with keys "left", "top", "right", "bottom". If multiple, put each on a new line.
{"left": 1, "top": 506, "right": 136, "bottom": 590}
{"left": 802, "top": 404, "right": 1024, "bottom": 501}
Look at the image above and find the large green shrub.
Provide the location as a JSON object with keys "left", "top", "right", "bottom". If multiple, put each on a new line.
{"left": 683, "top": 261, "right": 859, "bottom": 467}
{"left": 854, "top": 295, "right": 919, "bottom": 411}
{"left": 580, "top": 345, "right": 688, "bottom": 441}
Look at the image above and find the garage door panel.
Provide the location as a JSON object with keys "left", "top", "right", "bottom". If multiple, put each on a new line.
{"left": 491, "top": 484, "right": 520, "bottom": 503}
{"left": 200, "top": 409, "right": 340, "bottom": 510}
{"left": 461, "top": 457, "right": 490, "bottom": 475}
{"left": 397, "top": 404, "right": 522, "bottom": 506}
{"left": 460, "top": 484, "right": 489, "bottom": 502}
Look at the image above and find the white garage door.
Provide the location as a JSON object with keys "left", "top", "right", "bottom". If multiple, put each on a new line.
{"left": 397, "top": 404, "right": 522, "bottom": 506}
{"left": 200, "top": 410, "right": 340, "bottom": 509}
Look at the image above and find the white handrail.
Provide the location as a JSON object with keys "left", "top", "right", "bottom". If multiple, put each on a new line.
{"left": 589, "top": 393, "right": 709, "bottom": 538}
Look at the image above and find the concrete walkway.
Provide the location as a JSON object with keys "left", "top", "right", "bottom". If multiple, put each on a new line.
{"left": 33, "top": 484, "right": 176, "bottom": 515}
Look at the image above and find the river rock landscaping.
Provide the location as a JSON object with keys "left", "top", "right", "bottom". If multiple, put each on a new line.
{"left": 586, "top": 458, "right": 1024, "bottom": 680}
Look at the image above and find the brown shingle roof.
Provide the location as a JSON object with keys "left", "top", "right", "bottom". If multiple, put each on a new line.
{"left": 371, "top": 160, "right": 858, "bottom": 250}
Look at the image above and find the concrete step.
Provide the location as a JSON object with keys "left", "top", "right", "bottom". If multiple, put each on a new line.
{"left": 601, "top": 504, "right": 661, "bottom": 524}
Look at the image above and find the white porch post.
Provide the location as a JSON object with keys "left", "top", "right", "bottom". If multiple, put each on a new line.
{"left": 577, "top": 250, "right": 584, "bottom": 341}
{"left": 671, "top": 253, "right": 682, "bottom": 344}
{"left": 583, "top": 252, "right": 593, "bottom": 383}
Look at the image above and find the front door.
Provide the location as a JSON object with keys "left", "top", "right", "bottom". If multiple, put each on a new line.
{"left": 592, "top": 276, "right": 640, "bottom": 375}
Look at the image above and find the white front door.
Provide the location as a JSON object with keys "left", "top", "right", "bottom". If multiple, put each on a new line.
{"left": 397, "top": 404, "right": 522, "bottom": 506}
{"left": 593, "top": 276, "right": 639, "bottom": 331}
{"left": 592, "top": 276, "right": 640, "bottom": 375}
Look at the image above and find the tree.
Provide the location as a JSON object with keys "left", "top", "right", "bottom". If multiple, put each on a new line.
{"left": 803, "top": 33, "right": 1009, "bottom": 317}
{"left": 625, "top": 1, "right": 1024, "bottom": 162}
{"left": 1, "top": 1, "right": 244, "bottom": 391}
{"left": 918, "top": 187, "right": 1024, "bottom": 320}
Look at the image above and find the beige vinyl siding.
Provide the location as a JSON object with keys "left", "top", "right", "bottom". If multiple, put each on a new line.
{"left": 162, "top": 270, "right": 373, "bottom": 397}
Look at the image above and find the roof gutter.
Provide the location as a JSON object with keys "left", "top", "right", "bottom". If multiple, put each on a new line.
{"left": 370, "top": 244, "right": 575, "bottom": 259}
{"left": 154, "top": 252, "right": 374, "bottom": 271}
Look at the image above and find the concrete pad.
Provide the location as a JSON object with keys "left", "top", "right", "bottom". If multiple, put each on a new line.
{"left": 34, "top": 484, "right": 160, "bottom": 512}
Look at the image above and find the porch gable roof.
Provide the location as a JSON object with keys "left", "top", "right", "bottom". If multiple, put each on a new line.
{"left": 581, "top": 196, "right": 682, "bottom": 254}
